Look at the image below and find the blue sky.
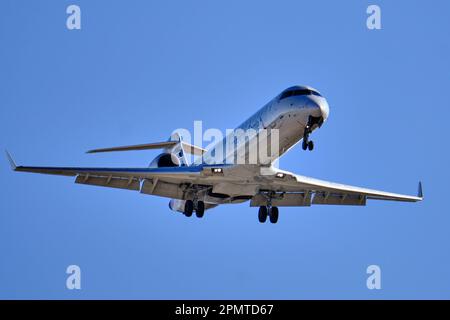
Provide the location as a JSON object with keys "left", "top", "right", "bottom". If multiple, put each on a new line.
{"left": 1, "top": 0, "right": 449, "bottom": 299}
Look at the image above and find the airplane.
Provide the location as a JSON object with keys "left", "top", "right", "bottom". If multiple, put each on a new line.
{"left": 6, "top": 85, "right": 423, "bottom": 223}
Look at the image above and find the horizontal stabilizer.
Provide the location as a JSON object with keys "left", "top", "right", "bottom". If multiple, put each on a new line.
{"left": 87, "top": 141, "right": 178, "bottom": 154}
{"left": 87, "top": 141, "right": 206, "bottom": 155}
{"left": 180, "top": 142, "right": 206, "bottom": 156}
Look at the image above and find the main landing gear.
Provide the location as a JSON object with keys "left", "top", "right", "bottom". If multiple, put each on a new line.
{"left": 184, "top": 200, "right": 205, "bottom": 218}
{"left": 258, "top": 205, "right": 279, "bottom": 224}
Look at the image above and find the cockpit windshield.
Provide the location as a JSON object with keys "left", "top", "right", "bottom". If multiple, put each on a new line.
{"left": 279, "top": 89, "right": 321, "bottom": 100}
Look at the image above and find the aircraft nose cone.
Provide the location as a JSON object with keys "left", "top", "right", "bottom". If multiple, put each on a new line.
{"left": 319, "top": 99, "right": 329, "bottom": 121}
{"left": 307, "top": 96, "right": 329, "bottom": 122}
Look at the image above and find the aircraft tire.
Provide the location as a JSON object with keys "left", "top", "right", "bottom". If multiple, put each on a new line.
{"left": 269, "top": 206, "right": 279, "bottom": 224}
{"left": 302, "top": 140, "right": 308, "bottom": 150}
{"left": 196, "top": 201, "right": 205, "bottom": 218}
{"left": 258, "top": 206, "right": 268, "bottom": 223}
{"left": 184, "top": 200, "right": 194, "bottom": 217}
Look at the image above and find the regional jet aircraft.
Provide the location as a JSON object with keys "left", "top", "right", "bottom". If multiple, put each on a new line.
{"left": 6, "top": 86, "right": 423, "bottom": 223}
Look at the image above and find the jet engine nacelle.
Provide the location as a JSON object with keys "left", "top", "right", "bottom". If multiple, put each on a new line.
{"left": 169, "top": 199, "right": 186, "bottom": 213}
{"left": 149, "top": 153, "right": 181, "bottom": 168}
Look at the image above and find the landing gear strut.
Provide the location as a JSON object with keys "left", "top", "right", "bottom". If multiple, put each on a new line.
{"left": 302, "top": 116, "right": 314, "bottom": 151}
{"left": 302, "top": 115, "right": 323, "bottom": 151}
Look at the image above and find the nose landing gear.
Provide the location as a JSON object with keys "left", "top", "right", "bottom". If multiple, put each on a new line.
{"left": 302, "top": 139, "right": 314, "bottom": 151}
{"left": 302, "top": 115, "right": 323, "bottom": 151}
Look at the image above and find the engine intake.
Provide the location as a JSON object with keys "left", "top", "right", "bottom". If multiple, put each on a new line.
{"left": 149, "top": 153, "right": 180, "bottom": 168}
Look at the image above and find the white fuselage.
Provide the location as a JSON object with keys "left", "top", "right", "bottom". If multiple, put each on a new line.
{"left": 169, "top": 86, "right": 330, "bottom": 212}
{"left": 201, "top": 86, "right": 329, "bottom": 165}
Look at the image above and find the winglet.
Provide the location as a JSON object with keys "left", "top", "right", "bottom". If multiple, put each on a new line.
{"left": 5, "top": 150, "right": 17, "bottom": 170}
{"left": 418, "top": 181, "right": 423, "bottom": 199}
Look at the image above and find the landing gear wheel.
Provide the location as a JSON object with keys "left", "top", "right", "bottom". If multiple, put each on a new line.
{"left": 258, "top": 206, "right": 268, "bottom": 223}
{"left": 195, "top": 201, "right": 205, "bottom": 218}
{"left": 269, "top": 206, "right": 279, "bottom": 224}
{"left": 308, "top": 140, "right": 314, "bottom": 151}
{"left": 184, "top": 200, "right": 194, "bottom": 217}
{"left": 302, "top": 140, "right": 308, "bottom": 150}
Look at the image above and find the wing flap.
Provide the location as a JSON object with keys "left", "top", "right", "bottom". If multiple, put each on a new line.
{"left": 141, "top": 179, "right": 185, "bottom": 199}
{"left": 75, "top": 175, "right": 140, "bottom": 191}
{"left": 250, "top": 193, "right": 312, "bottom": 207}
{"left": 312, "top": 192, "right": 366, "bottom": 205}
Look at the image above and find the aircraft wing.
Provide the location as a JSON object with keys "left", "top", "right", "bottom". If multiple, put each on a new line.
{"left": 6, "top": 150, "right": 191, "bottom": 182}
{"left": 9, "top": 164, "right": 205, "bottom": 191}
{"left": 6, "top": 151, "right": 228, "bottom": 198}
{"left": 251, "top": 167, "right": 423, "bottom": 207}
{"left": 7, "top": 151, "right": 422, "bottom": 206}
